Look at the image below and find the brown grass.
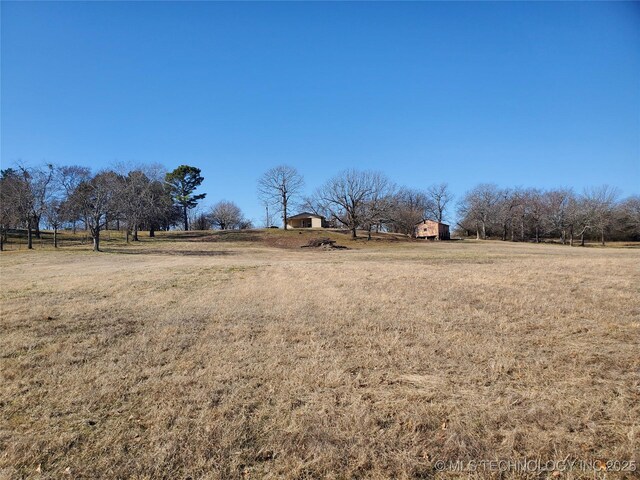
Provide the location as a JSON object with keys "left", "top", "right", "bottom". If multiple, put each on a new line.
{"left": 1, "top": 232, "right": 639, "bottom": 479}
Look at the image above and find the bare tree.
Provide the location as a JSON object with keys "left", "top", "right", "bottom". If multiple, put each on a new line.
{"left": 0, "top": 174, "right": 12, "bottom": 250}
{"left": 361, "top": 182, "right": 395, "bottom": 240}
{"left": 316, "top": 170, "right": 392, "bottom": 239}
{"left": 457, "top": 184, "right": 501, "bottom": 239}
{"left": 299, "top": 195, "right": 339, "bottom": 228}
{"left": 68, "top": 171, "right": 121, "bottom": 251}
{"left": 494, "top": 188, "right": 520, "bottom": 241}
{"left": 9, "top": 165, "right": 56, "bottom": 248}
{"left": 0, "top": 168, "right": 30, "bottom": 250}
{"left": 257, "top": 165, "right": 304, "bottom": 230}
{"left": 425, "top": 183, "right": 453, "bottom": 223}
{"left": 145, "top": 178, "right": 179, "bottom": 236}
{"left": 583, "top": 185, "right": 620, "bottom": 245}
{"left": 524, "top": 189, "right": 547, "bottom": 243}
{"left": 56, "top": 165, "right": 91, "bottom": 233}
{"left": 120, "top": 170, "right": 155, "bottom": 241}
{"left": 57, "top": 165, "right": 91, "bottom": 195}
{"left": 388, "top": 188, "right": 430, "bottom": 236}
{"left": 565, "top": 194, "right": 589, "bottom": 247}
{"left": 238, "top": 218, "right": 254, "bottom": 230}
{"left": 618, "top": 195, "right": 640, "bottom": 240}
{"left": 44, "top": 199, "right": 64, "bottom": 248}
{"left": 29, "top": 164, "right": 55, "bottom": 240}
{"left": 299, "top": 195, "right": 330, "bottom": 218}
{"left": 444, "top": 182, "right": 632, "bottom": 244}
{"left": 544, "top": 188, "right": 574, "bottom": 244}
{"left": 192, "top": 212, "right": 210, "bottom": 231}
{"left": 210, "top": 200, "right": 244, "bottom": 230}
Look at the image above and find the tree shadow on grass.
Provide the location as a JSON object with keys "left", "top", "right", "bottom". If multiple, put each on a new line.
{"left": 155, "top": 231, "right": 264, "bottom": 243}
{"left": 191, "top": 231, "right": 263, "bottom": 242}
{"left": 105, "top": 249, "right": 235, "bottom": 256}
{"left": 153, "top": 231, "right": 214, "bottom": 240}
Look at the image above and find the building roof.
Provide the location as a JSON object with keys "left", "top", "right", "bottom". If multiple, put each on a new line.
{"left": 415, "top": 219, "right": 449, "bottom": 227}
{"left": 288, "top": 212, "right": 325, "bottom": 220}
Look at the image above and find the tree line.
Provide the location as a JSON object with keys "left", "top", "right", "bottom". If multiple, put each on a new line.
{"left": 257, "top": 166, "right": 638, "bottom": 244}
{"left": 258, "top": 165, "right": 453, "bottom": 239}
{"left": 2, "top": 162, "right": 638, "bottom": 251}
{"left": 0, "top": 164, "right": 217, "bottom": 251}
{"left": 456, "top": 184, "right": 639, "bottom": 245}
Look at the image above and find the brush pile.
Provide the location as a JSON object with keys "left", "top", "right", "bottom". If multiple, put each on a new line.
{"left": 301, "top": 238, "right": 348, "bottom": 249}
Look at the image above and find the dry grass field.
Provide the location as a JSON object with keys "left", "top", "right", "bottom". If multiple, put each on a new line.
{"left": 1, "top": 231, "right": 639, "bottom": 479}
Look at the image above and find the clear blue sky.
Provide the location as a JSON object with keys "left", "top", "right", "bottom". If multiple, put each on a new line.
{"left": 2, "top": 1, "right": 639, "bottom": 224}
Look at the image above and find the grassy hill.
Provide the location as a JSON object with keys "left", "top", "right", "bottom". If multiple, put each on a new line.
{"left": 1, "top": 228, "right": 416, "bottom": 252}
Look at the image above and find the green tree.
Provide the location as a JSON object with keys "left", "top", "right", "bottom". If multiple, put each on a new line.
{"left": 165, "top": 165, "right": 206, "bottom": 230}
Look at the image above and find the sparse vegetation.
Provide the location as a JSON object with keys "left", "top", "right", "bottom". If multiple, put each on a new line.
{"left": 1, "top": 232, "right": 638, "bottom": 479}
{"left": 257, "top": 165, "right": 305, "bottom": 231}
